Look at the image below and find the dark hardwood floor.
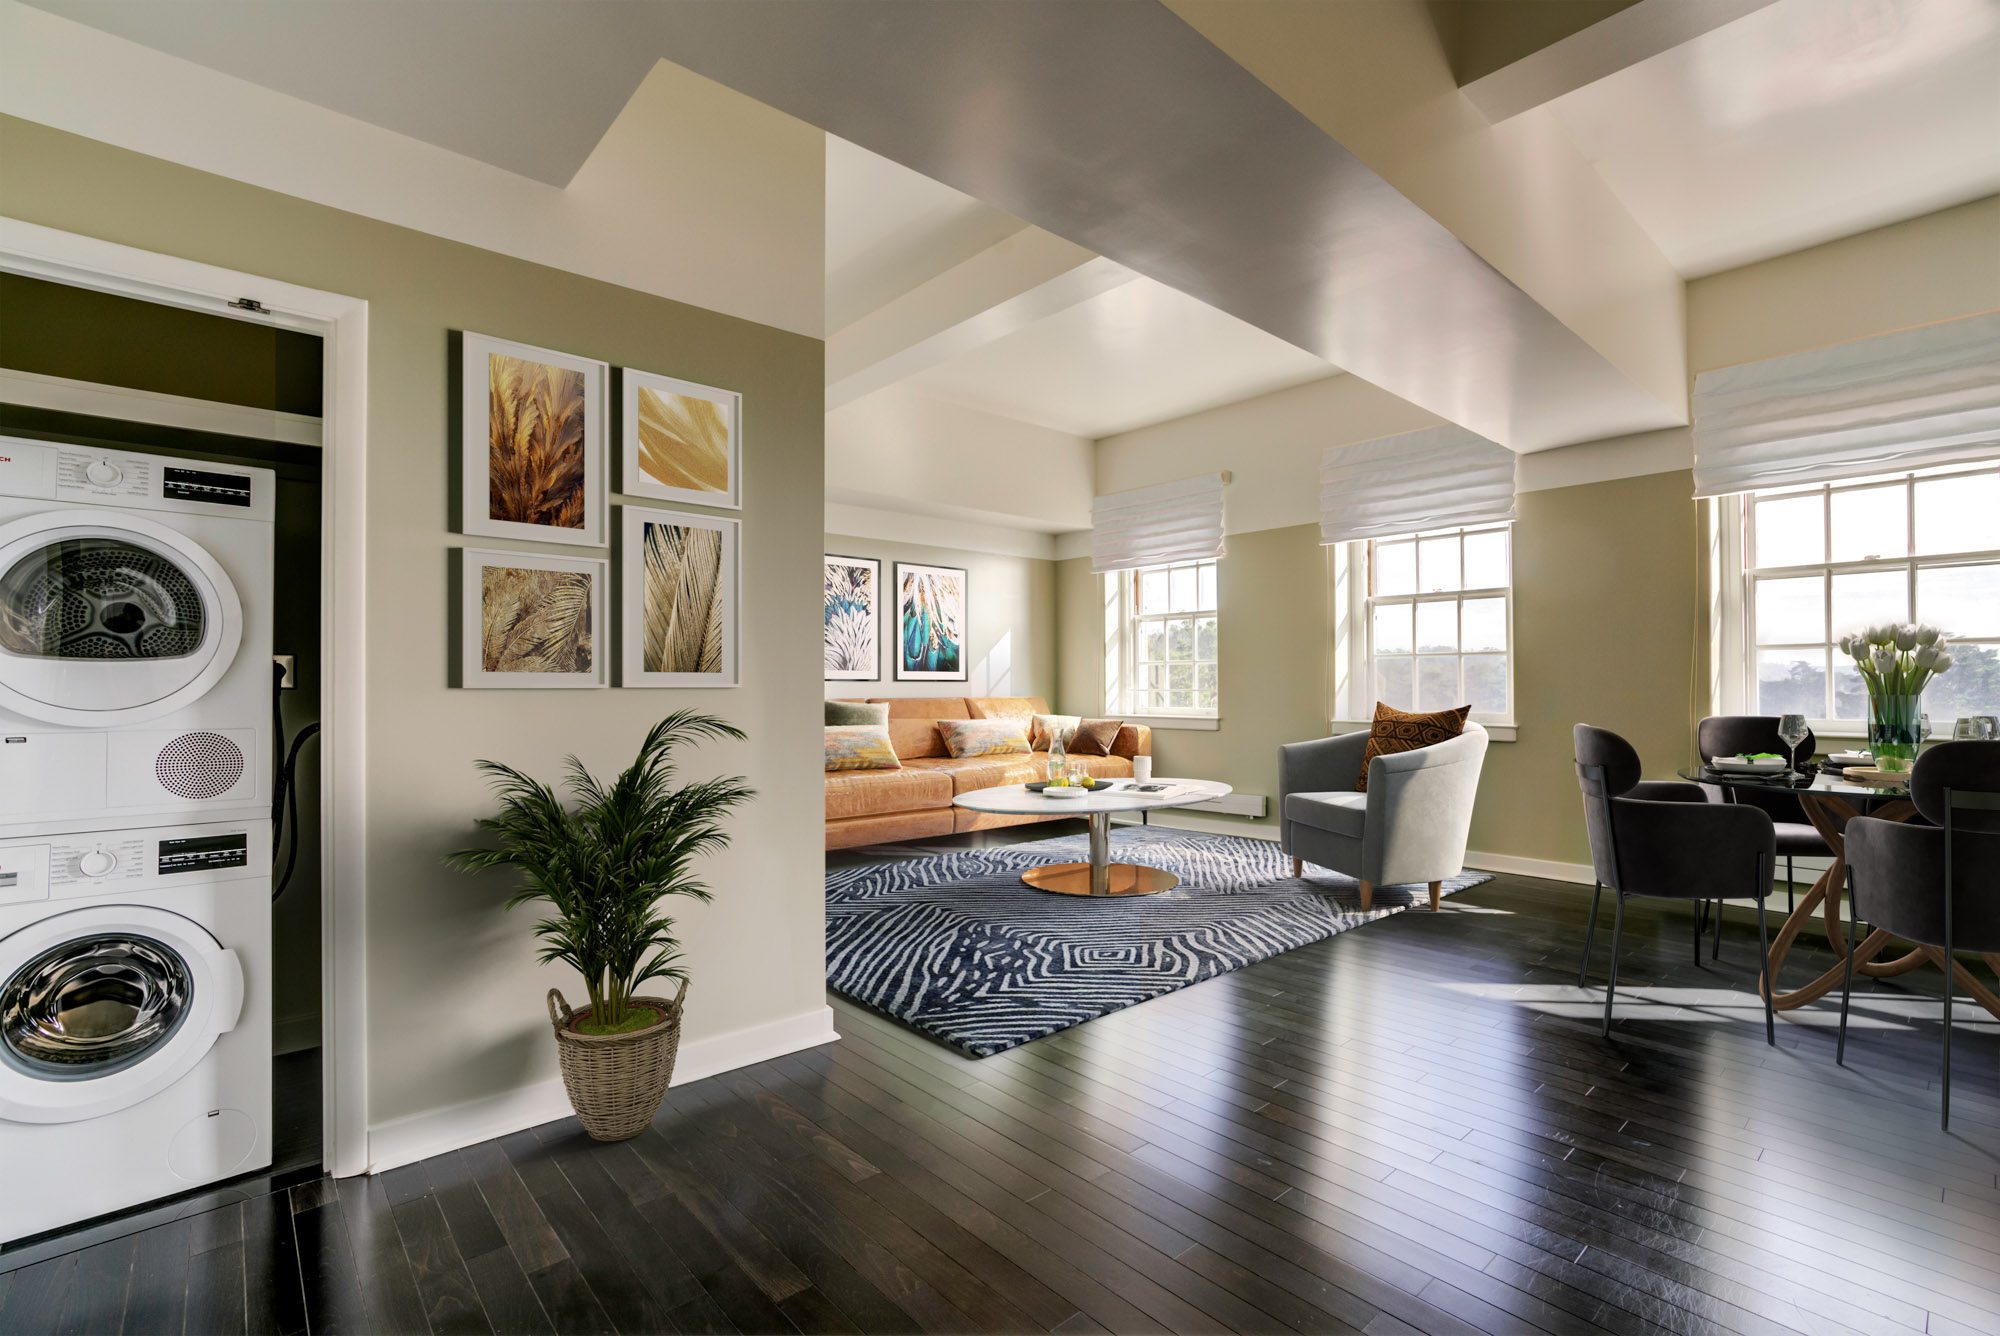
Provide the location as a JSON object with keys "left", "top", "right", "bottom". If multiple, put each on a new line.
{"left": 3, "top": 861, "right": 1996, "bottom": 1335}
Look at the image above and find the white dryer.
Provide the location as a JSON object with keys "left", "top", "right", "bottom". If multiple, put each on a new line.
{"left": 0, "top": 438, "right": 274, "bottom": 839}
{"left": 0, "top": 819, "right": 271, "bottom": 1243}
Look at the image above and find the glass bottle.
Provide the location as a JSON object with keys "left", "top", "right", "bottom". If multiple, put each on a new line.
{"left": 1047, "top": 723, "right": 1066, "bottom": 783}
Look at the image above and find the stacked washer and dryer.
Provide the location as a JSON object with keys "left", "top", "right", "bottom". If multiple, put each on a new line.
{"left": 0, "top": 436, "right": 275, "bottom": 1243}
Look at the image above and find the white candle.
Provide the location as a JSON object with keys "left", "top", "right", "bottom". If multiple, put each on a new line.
{"left": 1133, "top": 755, "right": 1153, "bottom": 783}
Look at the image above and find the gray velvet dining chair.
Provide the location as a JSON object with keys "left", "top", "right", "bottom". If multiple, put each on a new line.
{"left": 1697, "top": 715, "right": 1833, "bottom": 932}
{"left": 1574, "top": 724, "right": 1778, "bottom": 1041}
{"left": 1840, "top": 740, "right": 2000, "bottom": 1130}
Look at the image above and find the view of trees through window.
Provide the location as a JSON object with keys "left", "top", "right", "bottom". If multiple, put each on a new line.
{"left": 1749, "top": 466, "right": 2000, "bottom": 722}
{"left": 1127, "top": 560, "right": 1218, "bottom": 713}
{"left": 1366, "top": 525, "right": 1511, "bottom": 718}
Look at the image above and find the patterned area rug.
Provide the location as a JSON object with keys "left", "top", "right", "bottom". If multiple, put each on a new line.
{"left": 825, "top": 826, "right": 1493, "bottom": 1057}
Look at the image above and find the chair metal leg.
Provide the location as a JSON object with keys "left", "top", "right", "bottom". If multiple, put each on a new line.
{"left": 1837, "top": 872, "right": 1858, "bottom": 1066}
{"left": 1693, "top": 900, "right": 1702, "bottom": 966}
{"left": 1602, "top": 893, "right": 1625, "bottom": 1038}
{"left": 1712, "top": 896, "right": 1724, "bottom": 960}
{"left": 1580, "top": 882, "right": 1602, "bottom": 986}
{"left": 1785, "top": 855, "right": 1794, "bottom": 915}
{"left": 1756, "top": 859, "right": 1775, "bottom": 1047}
{"left": 1942, "top": 836, "right": 1954, "bottom": 1132}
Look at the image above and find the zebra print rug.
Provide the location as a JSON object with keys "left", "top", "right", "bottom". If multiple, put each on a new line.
{"left": 825, "top": 826, "right": 1492, "bottom": 1057}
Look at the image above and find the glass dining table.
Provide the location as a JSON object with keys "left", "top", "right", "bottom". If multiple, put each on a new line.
{"left": 1678, "top": 765, "right": 2000, "bottom": 1020}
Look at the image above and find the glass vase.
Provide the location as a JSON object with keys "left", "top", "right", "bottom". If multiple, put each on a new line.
{"left": 1867, "top": 693, "right": 1923, "bottom": 772}
{"left": 1047, "top": 727, "right": 1066, "bottom": 783}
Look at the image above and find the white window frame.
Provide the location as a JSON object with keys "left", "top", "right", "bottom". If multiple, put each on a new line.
{"left": 1330, "top": 524, "right": 1517, "bottom": 740}
{"left": 1103, "top": 559, "right": 1221, "bottom": 727}
{"left": 1715, "top": 463, "right": 2000, "bottom": 736}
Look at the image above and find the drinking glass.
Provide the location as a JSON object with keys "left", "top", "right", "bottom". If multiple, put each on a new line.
{"left": 1777, "top": 714, "right": 1809, "bottom": 773}
{"left": 1956, "top": 717, "right": 1980, "bottom": 740}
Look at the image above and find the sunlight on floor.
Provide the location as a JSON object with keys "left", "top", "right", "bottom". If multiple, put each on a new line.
{"left": 1439, "top": 982, "right": 2000, "bottom": 1030}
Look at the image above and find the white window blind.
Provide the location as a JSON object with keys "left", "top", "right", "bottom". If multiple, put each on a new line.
{"left": 1319, "top": 426, "right": 1517, "bottom": 545}
{"left": 1692, "top": 310, "right": 2000, "bottom": 499}
{"left": 1090, "top": 471, "right": 1228, "bottom": 574}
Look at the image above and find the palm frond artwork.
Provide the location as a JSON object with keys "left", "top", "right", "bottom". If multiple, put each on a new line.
{"left": 637, "top": 387, "right": 731, "bottom": 495}
{"left": 823, "top": 560, "right": 877, "bottom": 676}
{"left": 643, "top": 521, "right": 725, "bottom": 675}
{"left": 488, "top": 352, "right": 587, "bottom": 530}
{"left": 898, "top": 566, "right": 964, "bottom": 677}
{"left": 481, "top": 566, "right": 594, "bottom": 674}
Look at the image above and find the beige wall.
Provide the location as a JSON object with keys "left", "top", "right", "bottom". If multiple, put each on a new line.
{"left": 825, "top": 534, "right": 1056, "bottom": 701}
{"left": 0, "top": 115, "right": 828, "bottom": 1129}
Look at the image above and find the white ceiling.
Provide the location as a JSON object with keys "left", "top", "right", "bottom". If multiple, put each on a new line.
{"left": 1544, "top": 0, "right": 2000, "bottom": 276}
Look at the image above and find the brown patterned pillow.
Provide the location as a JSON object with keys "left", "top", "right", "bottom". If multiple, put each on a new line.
{"left": 1069, "top": 718, "right": 1124, "bottom": 756}
{"left": 1356, "top": 702, "right": 1469, "bottom": 792}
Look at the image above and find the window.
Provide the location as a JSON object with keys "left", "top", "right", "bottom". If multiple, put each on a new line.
{"left": 1361, "top": 524, "right": 1512, "bottom": 720}
{"left": 1110, "top": 559, "right": 1218, "bottom": 716}
{"left": 1738, "top": 465, "right": 2000, "bottom": 724}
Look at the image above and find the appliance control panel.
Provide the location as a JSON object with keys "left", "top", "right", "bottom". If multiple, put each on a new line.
{"left": 0, "top": 822, "right": 267, "bottom": 905}
{"left": 0, "top": 436, "right": 274, "bottom": 522}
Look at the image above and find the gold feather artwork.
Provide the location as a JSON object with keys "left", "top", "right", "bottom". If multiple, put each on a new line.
{"left": 488, "top": 352, "right": 587, "bottom": 529}
{"left": 636, "top": 387, "right": 730, "bottom": 495}
{"left": 642, "top": 522, "right": 725, "bottom": 674}
{"left": 481, "top": 566, "right": 594, "bottom": 673}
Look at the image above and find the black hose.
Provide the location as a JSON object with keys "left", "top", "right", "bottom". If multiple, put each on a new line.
{"left": 274, "top": 723, "right": 320, "bottom": 901}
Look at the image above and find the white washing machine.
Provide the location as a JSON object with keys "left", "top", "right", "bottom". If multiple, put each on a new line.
{"left": 0, "top": 437, "right": 274, "bottom": 839}
{"left": 0, "top": 819, "right": 271, "bottom": 1242}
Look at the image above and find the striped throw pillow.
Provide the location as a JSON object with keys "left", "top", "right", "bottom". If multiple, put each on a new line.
{"left": 825, "top": 725, "right": 902, "bottom": 772}
{"left": 936, "top": 718, "right": 1032, "bottom": 759}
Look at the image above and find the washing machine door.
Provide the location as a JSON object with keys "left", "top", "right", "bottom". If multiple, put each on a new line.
{"left": 0, "top": 905, "right": 244, "bottom": 1124}
{"left": 0, "top": 509, "right": 244, "bottom": 727}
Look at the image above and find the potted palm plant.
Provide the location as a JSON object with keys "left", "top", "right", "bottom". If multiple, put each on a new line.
{"left": 447, "top": 711, "right": 753, "bottom": 1140}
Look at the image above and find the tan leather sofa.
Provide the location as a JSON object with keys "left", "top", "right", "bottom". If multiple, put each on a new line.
{"left": 826, "top": 696, "right": 1153, "bottom": 851}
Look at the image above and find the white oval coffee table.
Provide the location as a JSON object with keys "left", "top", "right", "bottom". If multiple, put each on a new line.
{"left": 953, "top": 778, "right": 1232, "bottom": 897}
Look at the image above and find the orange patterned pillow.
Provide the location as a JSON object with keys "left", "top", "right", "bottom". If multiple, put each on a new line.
{"left": 1356, "top": 702, "right": 1469, "bottom": 792}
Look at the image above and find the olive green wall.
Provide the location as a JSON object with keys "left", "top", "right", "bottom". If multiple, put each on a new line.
{"left": 0, "top": 115, "right": 827, "bottom": 1130}
{"left": 1057, "top": 470, "right": 1699, "bottom": 868}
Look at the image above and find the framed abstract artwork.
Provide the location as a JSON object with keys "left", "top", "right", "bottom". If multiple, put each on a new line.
{"left": 619, "top": 367, "right": 742, "bottom": 509}
{"left": 460, "top": 331, "right": 607, "bottom": 547}
{"left": 823, "top": 554, "right": 880, "bottom": 681}
{"left": 620, "top": 505, "right": 739, "bottom": 687}
{"left": 894, "top": 561, "right": 968, "bottom": 681}
{"left": 459, "top": 547, "right": 607, "bottom": 689}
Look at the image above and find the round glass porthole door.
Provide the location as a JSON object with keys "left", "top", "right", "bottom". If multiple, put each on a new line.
{"left": 1, "top": 934, "right": 192, "bottom": 1081}
{"left": 0, "top": 512, "right": 242, "bottom": 725}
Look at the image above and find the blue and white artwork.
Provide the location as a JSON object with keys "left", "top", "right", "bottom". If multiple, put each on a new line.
{"left": 895, "top": 561, "right": 967, "bottom": 681}
{"left": 823, "top": 554, "right": 879, "bottom": 681}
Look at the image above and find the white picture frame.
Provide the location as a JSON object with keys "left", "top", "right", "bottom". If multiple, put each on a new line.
{"left": 620, "top": 505, "right": 740, "bottom": 687}
{"left": 894, "top": 561, "right": 969, "bottom": 682}
{"left": 823, "top": 553, "right": 881, "bottom": 682}
{"left": 619, "top": 367, "right": 742, "bottom": 510}
{"left": 460, "top": 331, "right": 607, "bottom": 547}
{"left": 459, "top": 547, "right": 607, "bottom": 689}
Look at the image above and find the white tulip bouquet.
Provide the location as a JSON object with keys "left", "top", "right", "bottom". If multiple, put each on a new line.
{"left": 1837, "top": 622, "right": 1955, "bottom": 696}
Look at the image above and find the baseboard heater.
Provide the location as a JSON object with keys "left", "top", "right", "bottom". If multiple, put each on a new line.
{"left": 1176, "top": 792, "right": 1266, "bottom": 819}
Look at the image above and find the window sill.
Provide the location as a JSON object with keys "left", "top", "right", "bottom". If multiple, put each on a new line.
{"left": 1126, "top": 714, "right": 1221, "bottom": 731}
{"left": 1331, "top": 719, "right": 1517, "bottom": 743}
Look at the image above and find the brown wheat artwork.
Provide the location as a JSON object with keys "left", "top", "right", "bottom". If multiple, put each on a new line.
{"left": 637, "top": 387, "right": 730, "bottom": 494}
{"left": 488, "top": 352, "right": 587, "bottom": 529}
{"left": 481, "top": 566, "right": 593, "bottom": 674}
{"left": 642, "top": 521, "right": 724, "bottom": 674}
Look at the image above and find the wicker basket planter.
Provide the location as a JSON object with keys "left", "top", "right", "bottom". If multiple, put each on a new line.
{"left": 546, "top": 980, "right": 687, "bottom": 1141}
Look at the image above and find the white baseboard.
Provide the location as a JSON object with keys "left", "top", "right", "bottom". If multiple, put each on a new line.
{"left": 1462, "top": 850, "right": 1596, "bottom": 885}
{"left": 1112, "top": 811, "right": 1280, "bottom": 841}
{"left": 362, "top": 1004, "right": 839, "bottom": 1176}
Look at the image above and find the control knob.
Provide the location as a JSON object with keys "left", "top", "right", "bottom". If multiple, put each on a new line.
{"left": 78, "top": 849, "right": 117, "bottom": 878}
{"left": 85, "top": 460, "right": 122, "bottom": 487}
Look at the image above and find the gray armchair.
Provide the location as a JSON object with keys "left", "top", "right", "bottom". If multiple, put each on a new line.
{"left": 1279, "top": 722, "right": 1489, "bottom": 912}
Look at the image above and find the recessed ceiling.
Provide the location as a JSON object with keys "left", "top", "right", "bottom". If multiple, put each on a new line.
{"left": 1543, "top": 0, "right": 2000, "bottom": 276}
{"left": 825, "top": 136, "right": 1027, "bottom": 332}
{"left": 899, "top": 277, "right": 1339, "bottom": 439}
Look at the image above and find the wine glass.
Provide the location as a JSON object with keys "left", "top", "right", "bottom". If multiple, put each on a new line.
{"left": 1777, "top": 714, "right": 1809, "bottom": 775}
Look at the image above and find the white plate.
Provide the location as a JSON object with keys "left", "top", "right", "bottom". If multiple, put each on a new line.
{"left": 1829, "top": 751, "right": 1871, "bottom": 765}
{"left": 1709, "top": 756, "right": 1787, "bottom": 772}
{"left": 1042, "top": 785, "right": 1088, "bottom": 798}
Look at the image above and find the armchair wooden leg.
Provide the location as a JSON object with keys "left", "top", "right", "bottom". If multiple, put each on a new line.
{"left": 1359, "top": 880, "right": 1373, "bottom": 911}
{"left": 1292, "top": 856, "right": 1303, "bottom": 878}
{"left": 1429, "top": 881, "right": 1441, "bottom": 912}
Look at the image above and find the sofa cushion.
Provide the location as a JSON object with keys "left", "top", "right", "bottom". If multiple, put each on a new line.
{"left": 875, "top": 697, "right": 970, "bottom": 720}
{"left": 824, "top": 725, "right": 902, "bottom": 772}
{"left": 967, "top": 696, "right": 1049, "bottom": 721}
{"left": 825, "top": 767, "right": 954, "bottom": 820}
{"left": 1284, "top": 790, "right": 1370, "bottom": 839}
{"left": 827, "top": 808, "right": 956, "bottom": 850}
{"left": 886, "top": 719, "right": 947, "bottom": 759}
{"left": 1358, "top": 702, "right": 1470, "bottom": 792}
{"left": 1069, "top": 718, "right": 1125, "bottom": 756}
{"left": 1028, "top": 712, "right": 1080, "bottom": 751}
{"left": 825, "top": 699, "right": 890, "bottom": 726}
{"left": 937, "top": 718, "right": 1031, "bottom": 758}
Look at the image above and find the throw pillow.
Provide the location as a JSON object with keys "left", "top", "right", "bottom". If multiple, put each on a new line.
{"left": 825, "top": 699, "right": 890, "bottom": 727}
{"left": 824, "top": 725, "right": 902, "bottom": 772}
{"left": 1029, "top": 712, "right": 1081, "bottom": 751}
{"left": 936, "top": 718, "right": 1032, "bottom": 759}
{"left": 1356, "top": 702, "right": 1469, "bottom": 792}
{"left": 1068, "top": 718, "right": 1125, "bottom": 756}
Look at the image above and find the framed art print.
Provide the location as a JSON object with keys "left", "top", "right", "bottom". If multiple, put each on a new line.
{"left": 620, "top": 368, "right": 742, "bottom": 509}
{"left": 894, "top": 561, "right": 968, "bottom": 681}
{"left": 621, "top": 505, "right": 739, "bottom": 687}
{"left": 461, "top": 331, "right": 607, "bottom": 547}
{"left": 459, "top": 547, "right": 607, "bottom": 688}
{"left": 823, "top": 554, "right": 880, "bottom": 681}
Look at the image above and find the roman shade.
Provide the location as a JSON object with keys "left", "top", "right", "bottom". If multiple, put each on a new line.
{"left": 1090, "top": 471, "right": 1228, "bottom": 574}
{"left": 1691, "top": 310, "right": 2000, "bottom": 498}
{"left": 1318, "top": 426, "right": 1517, "bottom": 545}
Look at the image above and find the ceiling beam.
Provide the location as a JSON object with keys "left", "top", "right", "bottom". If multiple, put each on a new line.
{"left": 827, "top": 226, "right": 1137, "bottom": 410}
{"left": 1459, "top": 0, "right": 1783, "bottom": 123}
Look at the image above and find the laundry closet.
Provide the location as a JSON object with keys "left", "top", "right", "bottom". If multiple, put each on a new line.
{"left": 0, "top": 274, "right": 324, "bottom": 1242}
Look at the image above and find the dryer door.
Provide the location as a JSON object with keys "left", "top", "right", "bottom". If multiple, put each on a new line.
{"left": 0, "top": 905, "right": 244, "bottom": 1124}
{"left": 0, "top": 510, "right": 244, "bottom": 727}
